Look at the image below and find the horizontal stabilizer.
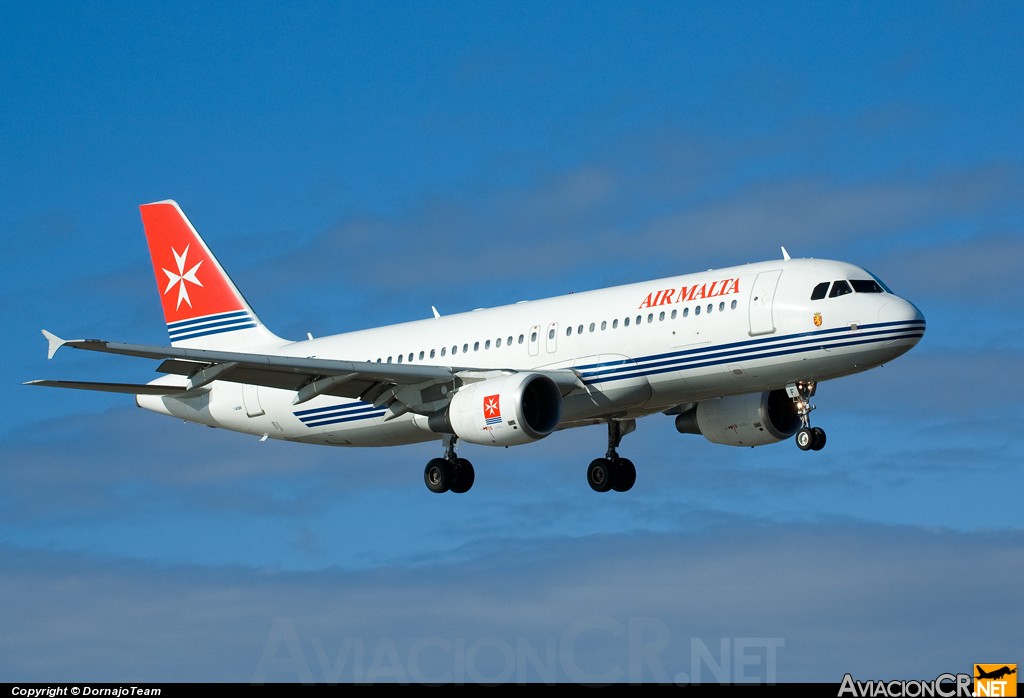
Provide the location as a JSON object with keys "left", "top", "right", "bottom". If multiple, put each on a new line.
{"left": 24, "top": 380, "right": 188, "bottom": 395}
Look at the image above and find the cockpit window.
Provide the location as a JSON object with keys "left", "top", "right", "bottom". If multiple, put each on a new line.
{"left": 828, "top": 280, "right": 853, "bottom": 298}
{"left": 865, "top": 269, "right": 894, "bottom": 294}
{"left": 851, "top": 279, "right": 884, "bottom": 294}
{"left": 810, "top": 282, "right": 830, "bottom": 300}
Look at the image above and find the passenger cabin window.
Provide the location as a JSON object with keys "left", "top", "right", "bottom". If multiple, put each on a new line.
{"left": 811, "top": 282, "right": 830, "bottom": 300}
{"left": 829, "top": 280, "right": 853, "bottom": 298}
{"left": 851, "top": 279, "right": 884, "bottom": 294}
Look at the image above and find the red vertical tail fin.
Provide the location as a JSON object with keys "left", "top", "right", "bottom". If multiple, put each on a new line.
{"left": 139, "top": 200, "right": 286, "bottom": 349}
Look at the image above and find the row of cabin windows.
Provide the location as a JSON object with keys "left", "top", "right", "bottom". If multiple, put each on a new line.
{"left": 810, "top": 279, "right": 885, "bottom": 300}
{"left": 374, "top": 298, "right": 740, "bottom": 363}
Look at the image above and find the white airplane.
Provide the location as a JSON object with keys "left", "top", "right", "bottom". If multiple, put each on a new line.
{"left": 29, "top": 201, "right": 926, "bottom": 494}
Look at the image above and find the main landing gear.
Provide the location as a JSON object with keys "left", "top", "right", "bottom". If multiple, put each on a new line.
{"left": 788, "top": 381, "right": 826, "bottom": 452}
{"left": 587, "top": 419, "right": 637, "bottom": 493}
{"left": 424, "top": 435, "right": 475, "bottom": 494}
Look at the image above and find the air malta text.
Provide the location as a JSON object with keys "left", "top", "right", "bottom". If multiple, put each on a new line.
{"left": 639, "top": 278, "right": 740, "bottom": 309}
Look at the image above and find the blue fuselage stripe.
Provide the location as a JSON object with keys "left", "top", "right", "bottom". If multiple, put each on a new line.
{"left": 299, "top": 409, "right": 387, "bottom": 427}
{"left": 295, "top": 401, "right": 385, "bottom": 427}
{"left": 583, "top": 330, "right": 924, "bottom": 384}
{"left": 574, "top": 319, "right": 924, "bottom": 373}
{"left": 578, "top": 323, "right": 924, "bottom": 380}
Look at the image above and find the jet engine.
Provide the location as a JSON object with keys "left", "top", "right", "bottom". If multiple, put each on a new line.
{"left": 428, "top": 372, "right": 562, "bottom": 446}
{"left": 675, "top": 390, "right": 800, "bottom": 447}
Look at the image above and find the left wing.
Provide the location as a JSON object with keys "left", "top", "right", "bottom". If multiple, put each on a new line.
{"left": 29, "top": 331, "right": 584, "bottom": 420}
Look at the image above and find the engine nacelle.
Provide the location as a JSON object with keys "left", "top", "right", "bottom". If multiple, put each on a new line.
{"left": 675, "top": 390, "right": 800, "bottom": 447}
{"left": 428, "top": 373, "right": 562, "bottom": 446}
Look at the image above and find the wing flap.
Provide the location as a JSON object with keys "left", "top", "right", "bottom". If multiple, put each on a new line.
{"left": 154, "top": 358, "right": 374, "bottom": 400}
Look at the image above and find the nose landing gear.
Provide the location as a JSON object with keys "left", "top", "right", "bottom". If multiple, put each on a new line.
{"left": 788, "top": 381, "right": 826, "bottom": 451}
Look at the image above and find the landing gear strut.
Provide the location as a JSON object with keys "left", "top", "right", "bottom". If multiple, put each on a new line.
{"left": 424, "top": 435, "right": 475, "bottom": 494}
{"left": 587, "top": 419, "right": 637, "bottom": 493}
{"left": 788, "top": 381, "right": 826, "bottom": 451}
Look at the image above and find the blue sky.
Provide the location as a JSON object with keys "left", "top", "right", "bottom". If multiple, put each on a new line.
{"left": 2, "top": 1, "right": 1022, "bottom": 683}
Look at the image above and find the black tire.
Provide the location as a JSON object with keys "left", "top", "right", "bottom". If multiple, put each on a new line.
{"left": 612, "top": 458, "right": 636, "bottom": 492}
{"left": 450, "top": 458, "right": 475, "bottom": 494}
{"left": 795, "top": 427, "right": 814, "bottom": 451}
{"left": 587, "top": 458, "right": 614, "bottom": 492}
{"left": 811, "top": 427, "right": 827, "bottom": 451}
{"left": 424, "top": 458, "right": 452, "bottom": 493}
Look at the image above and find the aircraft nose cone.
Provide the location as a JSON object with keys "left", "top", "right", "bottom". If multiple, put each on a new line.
{"left": 878, "top": 297, "right": 926, "bottom": 340}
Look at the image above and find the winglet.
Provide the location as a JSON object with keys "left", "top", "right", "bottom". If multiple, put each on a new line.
{"left": 781, "top": 246, "right": 791, "bottom": 261}
{"left": 41, "top": 329, "right": 65, "bottom": 360}
{"left": 431, "top": 305, "right": 441, "bottom": 319}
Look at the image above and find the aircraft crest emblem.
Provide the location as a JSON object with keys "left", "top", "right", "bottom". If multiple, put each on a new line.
{"left": 813, "top": 312, "right": 823, "bottom": 327}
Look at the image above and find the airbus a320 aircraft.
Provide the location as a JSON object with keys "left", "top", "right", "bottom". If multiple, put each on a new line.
{"left": 29, "top": 201, "right": 925, "bottom": 494}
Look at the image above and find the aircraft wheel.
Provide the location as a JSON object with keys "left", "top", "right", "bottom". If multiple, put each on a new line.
{"left": 811, "top": 427, "right": 827, "bottom": 451}
{"left": 424, "top": 458, "right": 452, "bottom": 493}
{"left": 588, "top": 458, "right": 615, "bottom": 493}
{"left": 795, "top": 427, "right": 815, "bottom": 451}
{"left": 612, "top": 458, "right": 636, "bottom": 492}
{"left": 450, "top": 458, "right": 475, "bottom": 494}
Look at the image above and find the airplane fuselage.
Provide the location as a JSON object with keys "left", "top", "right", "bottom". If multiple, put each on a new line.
{"left": 138, "top": 257, "right": 924, "bottom": 448}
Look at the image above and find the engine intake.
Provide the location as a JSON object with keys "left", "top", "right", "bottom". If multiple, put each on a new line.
{"left": 428, "top": 372, "right": 562, "bottom": 446}
{"left": 675, "top": 390, "right": 800, "bottom": 447}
